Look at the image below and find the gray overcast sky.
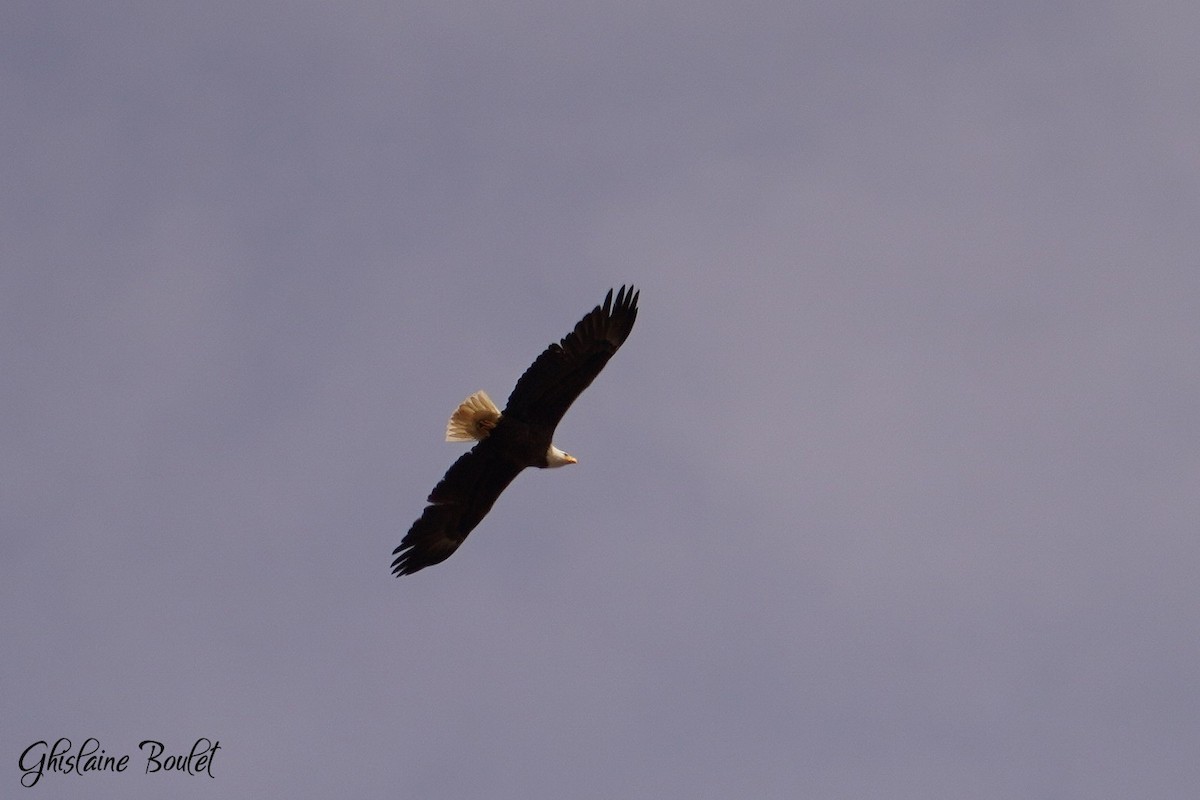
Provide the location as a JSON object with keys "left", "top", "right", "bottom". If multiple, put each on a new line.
{"left": 4, "top": 2, "right": 1198, "bottom": 798}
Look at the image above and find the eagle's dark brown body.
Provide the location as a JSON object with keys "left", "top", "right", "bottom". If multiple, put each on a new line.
{"left": 484, "top": 416, "right": 558, "bottom": 469}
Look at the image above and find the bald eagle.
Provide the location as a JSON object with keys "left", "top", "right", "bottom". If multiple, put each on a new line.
{"left": 391, "top": 286, "right": 639, "bottom": 576}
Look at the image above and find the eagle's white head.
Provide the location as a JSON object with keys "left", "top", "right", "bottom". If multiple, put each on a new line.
{"left": 546, "top": 444, "right": 578, "bottom": 468}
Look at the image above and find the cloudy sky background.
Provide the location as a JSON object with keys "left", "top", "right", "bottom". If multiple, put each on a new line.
{"left": 4, "top": 2, "right": 1198, "bottom": 798}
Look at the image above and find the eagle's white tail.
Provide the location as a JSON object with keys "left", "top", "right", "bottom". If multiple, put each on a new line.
{"left": 445, "top": 390, "right": 502, "bottom": 442}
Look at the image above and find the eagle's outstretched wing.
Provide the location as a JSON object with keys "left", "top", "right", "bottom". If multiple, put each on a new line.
{"left": 503, "top": 285, "right": 639, "bottom": 428}
{"left": 390, "top": 440, "right": 524, "bottom": 576}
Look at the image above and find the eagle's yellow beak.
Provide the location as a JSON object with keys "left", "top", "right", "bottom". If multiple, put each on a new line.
{"left": 564, "top": 454, "right": 578, "bottom": 464}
